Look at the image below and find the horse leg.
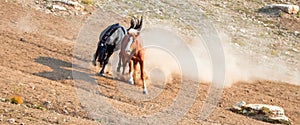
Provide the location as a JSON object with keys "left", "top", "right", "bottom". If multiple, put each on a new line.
{"left": 117, "top": 52, "right": 122, "bottom": 72}
{"left": 99, "top": 51, "right": 113, "bottom": 76}
{"left": 133, "top": 60, "right": 138, "bottom": 83}
{"left": 128, "top": 60, "right": 134, "bottom": 85}
{"left": 99, "top": 52, "right": 105, "bottom": 67}
{"left": 97, "top": 45, "right": 107, "bottom": 67}
{"left": 92, "top": 45, "right": 101, "bottom": 66}
{"left": 140, "top": 60, "right": 148, "bottom": 94}
{"left": 122, "top": 55, "right": 126, "bottom": 75}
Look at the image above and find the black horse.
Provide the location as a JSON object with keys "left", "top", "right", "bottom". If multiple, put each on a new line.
{"left": 92, "top": 23, "right": 126, "bottom": 76}
{"left": 93, "top": 19, "right": 142, "bottom": 76}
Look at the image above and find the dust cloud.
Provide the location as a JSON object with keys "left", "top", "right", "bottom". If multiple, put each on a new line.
{"left": 140, "top": 24, "right": 300, "bottom": 87}
{"left": 16, "top": 14, "right": 37, "bottom": 33}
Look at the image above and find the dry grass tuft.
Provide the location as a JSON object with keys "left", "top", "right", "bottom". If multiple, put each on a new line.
{"left": 10, "top": 95, "right": 23, "bottom": 104}
{"left": 81, "top": 0, "right": 93, "bottom": 5}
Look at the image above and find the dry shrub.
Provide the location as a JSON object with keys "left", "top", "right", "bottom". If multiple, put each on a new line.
{"left": 10, "top": 95, "right": 23, "bottom": 104}
{"left": 81, "top": 0, "right": 93, "bottom": 5}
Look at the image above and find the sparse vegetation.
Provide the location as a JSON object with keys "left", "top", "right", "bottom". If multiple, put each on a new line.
{"left": 271, "top": 50, "right": 278, "bottom": 56}
{"left": 232, "top": 39, "right": 245, "bottom": 46}
{"left": 81, "top": 0, "right": 93, "bottom": 5}
{"left": 0, "top": 0, "right": 300, "bottom": 124}
{"left": 26, "top": 103, "right": 47, "bottom": 111}
{"left": 260, "top": 106, "right": 272, "bottom": 115}
{"left": 10, "top": 95, "right": 23, "bottom": 104}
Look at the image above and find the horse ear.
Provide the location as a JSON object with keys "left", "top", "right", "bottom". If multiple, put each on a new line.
{"left": 138, "top": 16, "right": 143, "bottom": 31}
{"left": 134, "top": 17, "right": 139, "bottom": 29}
{"left": 135, "top": 16, "right": 143, "bottom": 31}
{"left": 140, "top": 16, "right": 143, "bottom": 28}
{"left": 127, "top": 18, "right": 136, "bottom": 31}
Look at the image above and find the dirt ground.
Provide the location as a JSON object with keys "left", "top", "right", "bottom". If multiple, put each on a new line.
{"left": 0, "top": 0, "right": 299, "bottom": 125}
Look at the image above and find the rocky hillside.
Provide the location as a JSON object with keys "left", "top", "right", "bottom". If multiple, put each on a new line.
{"left": 0, "top": 0, "right": 299, "bottom": 125}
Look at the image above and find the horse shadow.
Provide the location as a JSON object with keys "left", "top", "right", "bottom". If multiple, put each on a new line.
{"left": 33, "top": 56, "right": 96, "bottom": 82}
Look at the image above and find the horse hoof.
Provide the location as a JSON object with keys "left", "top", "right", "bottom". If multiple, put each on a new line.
{"left": 143, "top": 90, "right": 148, "bottom": 95}
{"left": 128, "top": 80, "right": 134, "bottom": 85}
{"left": 100, "top": 73, "right": 105, "bottom": 77}
{"left": 92, "top": 60, "right": 96, "bottom": 66}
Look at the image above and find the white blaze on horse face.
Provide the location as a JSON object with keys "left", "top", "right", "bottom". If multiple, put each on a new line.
{"left": 125, "top": 36, "right": 133, "bottom": 54}
{"left": 128, "top": 29, "right": 139, "bottom": 35}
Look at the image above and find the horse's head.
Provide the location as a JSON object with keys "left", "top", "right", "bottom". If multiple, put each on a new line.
{"left": 124, "top": 16, "right": 143, "bottom": 55}
{"left": 127, "top": 16, "right": 143, "bottom": 32}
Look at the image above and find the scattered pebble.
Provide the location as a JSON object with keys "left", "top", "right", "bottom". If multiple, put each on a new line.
{"left": 294, "top": 31, "right": 299, "bottom": 35}
{"left": 240, "top": 29, "right": 246, "bottom": 33}
{"left": 43, "top": 101, "right": 52, "bottom": 108}
{"left": 52, "top": 5, "right": 67, "bottom": 11}
{"left": 292, "top": 48, "right": 299, "bottom": 53}
{"left": 63, "top": 109, "right": 69, "bottom": 114}
{"left": 7, "top": 118, "right": 15, "bottom": 123}
{"left": 20, "top": 38, "right": 24, "bottom": 42}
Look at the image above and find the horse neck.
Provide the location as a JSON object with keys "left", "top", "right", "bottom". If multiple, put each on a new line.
{"left": 131, "top": 35, "right": 143, "bottom": 51}
{"left": 121, "top": 35, "right": 131, "bottom": 50}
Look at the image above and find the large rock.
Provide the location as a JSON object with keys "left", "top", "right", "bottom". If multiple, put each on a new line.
{"left": 265, "top": 4, "right": 299, "bottom": 14}
{"left": 230, "top": 101, "right": 291, "bottom": 125}
{"left": 47, "top": 0, "right": 85, "bottom": 10}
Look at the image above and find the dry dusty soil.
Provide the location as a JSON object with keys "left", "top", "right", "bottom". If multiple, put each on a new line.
{"left": 0, "top": 0, "right": 299, "bottom": 125}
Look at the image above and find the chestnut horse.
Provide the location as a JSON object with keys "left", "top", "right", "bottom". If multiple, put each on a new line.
{"left": 93, "top": 20, "right": 140, "bottom": 76}
{"left": 118, "top": 16, "right": 148, "bottom": 94}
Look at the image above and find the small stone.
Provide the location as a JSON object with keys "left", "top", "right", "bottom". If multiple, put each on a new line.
{"left": 294, "top": 31, "right": 299, "bottom": 35}
{"left": 43, "top": 101, "right": 51, "bottom": 109}
{"left": 0, "top": 98, "right": 5, "bottom": 102}
{"left": 242, "top": 109, "right": 247, "bottom": 114}
{"left": 20, "top": 38, "right": 24, "bottom": 42}
{"left": 234, "top": 43, "right": 240, "bottom": 47}
{"left": 63, "top": 109, "right": 68, "bottom": 114}
{"left": 45, "top": 9, "right": 52, "bottom": 14}
{"left": 52, "top": 5, "right": 67, "bottom": 11}
{"left": 292, "top": 48, "right": 299, "bottom": 53}
{"left": 236, "top": 101, "right": 246, "bottom": 107}
{"left": 219, "top": 115, "right": 226, "bottom": 118}
{"left": 232, "top": 101, "right": 246, "bottom": 110}
{"left": 285, "top": 51, "right": 291, "bottom": 55}
{"left": 240, "top": 29, "right": 246, "bottom": 33}
{"left": 219, "top": 104, "right": 223, "bottom": 107}
{"left": 7, "top": 118, "right": 15, "bottom": 123}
